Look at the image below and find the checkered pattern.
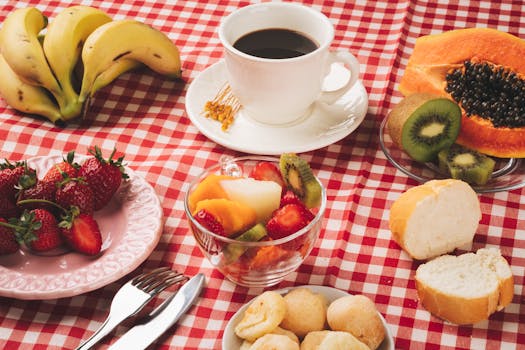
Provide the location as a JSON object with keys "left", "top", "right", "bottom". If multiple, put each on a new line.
{"left": 1, "top": 0, "right": 524, "bottom": 349}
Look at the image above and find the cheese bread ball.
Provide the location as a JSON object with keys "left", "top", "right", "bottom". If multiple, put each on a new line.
{"left": 280, "top": 288, "right": 328, "bottom": 338}
{"left": 240, "top": 340, "right": 253, "bottom": 350}
{"left": 301, "top": 331, "right": 370, "bottom": 350}
{"left": 235, "top": 291, "right": 287, "bottom": 342}
{"left": 271, "top": 327, "right": 300, "bottom": 344}
{"left": 250, "top": 334, "right": 300, "bottom": 350}
{"left": 326, "top": 295, "right": 385, "bottom": 350}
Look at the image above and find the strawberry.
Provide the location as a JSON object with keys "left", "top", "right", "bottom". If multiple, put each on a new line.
{"left": 280, "top": 190, "right": 304, "bottom": 208}
{"left": 14, "top": 209, "right": 63, "bottom": 252}
{"left": 59, "top": 208, "right": 102, "bottom": 255}
{"left": 194, "top": 209, "right": 225, "bottom": 236}
{"left": 266, "top": 203, "right": 314, "bottom": 240}
{"left": 0, "top": 218, "right": 19, "bottom": 255}
{"left": 17, "top": 179, "right": 57, "bottom": 212}
{"left": 42, "top": 151, "right": 79, "bottom": 184}
{"left": 0, "top": 160, "right": 36, "bottom": 199}
{"left": 0, "top": 197, "right": 20, "bottom": 219}
{"left": 250, "top": 162, "right": 285, "bottom": 192}
{"left": 78, "top": 146, "right": 128, "bottom": 210}
{"left": 55, "top": 177, "right": 94, "bottom": 214}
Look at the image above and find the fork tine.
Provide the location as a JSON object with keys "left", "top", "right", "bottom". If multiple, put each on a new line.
{"left": 132, "top": 266, "right": 170, "bottom": 286}
{"left": 144, "top": 273, "right": 188, "bottom": 294}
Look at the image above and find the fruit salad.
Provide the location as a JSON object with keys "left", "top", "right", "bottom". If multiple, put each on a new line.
{"left": 185, "top": 154, "right": 325, "bottom": 287}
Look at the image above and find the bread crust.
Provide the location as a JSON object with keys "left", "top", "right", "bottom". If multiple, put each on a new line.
{"left": 389, "top": 179, "right": 481, "bottom": 260}
{"left": 415, "top": 248, "right": 514, "bottom": 324}
{"left": 415, "top": 276, "right": 499, "bottom": 324}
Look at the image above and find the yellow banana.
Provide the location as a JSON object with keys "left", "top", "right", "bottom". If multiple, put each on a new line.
{"left": 90, "top": 58, "right": 143, "bottom": 97}
{"left": 79, "top": 19, "right": 181, "bottom": 103}
{"left": 43, "top": 5, "right": 112, "bottom": 120}
{"left": 0, "top": 8, "right": 68, "bottom": 115}
{"left": 81, "top": 59, "right": 143, "bottom": 117}
{"left": 0, "top": 53, "right": 63, "bottom": 124}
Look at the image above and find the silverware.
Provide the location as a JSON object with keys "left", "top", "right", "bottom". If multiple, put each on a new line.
{"left": 108, "top": 273, "right": 205, "bottom": 350}
{"left": 76, "top": 267, "right": 187, "bottom": 350}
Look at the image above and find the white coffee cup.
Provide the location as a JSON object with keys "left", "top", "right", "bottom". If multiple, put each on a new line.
{"left": 218, "top": 2, "right": 360, "bottom": 126}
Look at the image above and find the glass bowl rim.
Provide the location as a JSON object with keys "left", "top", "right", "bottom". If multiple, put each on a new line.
{"left": 184, "top": 155, "right": 327, "bottom": 247}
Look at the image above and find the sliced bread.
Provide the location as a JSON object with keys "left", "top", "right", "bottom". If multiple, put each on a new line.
{"left": 415, "top": 247, "right": 514, "bottom": 324}
{"left": 389, "top": 179, "right": 481, "bottom": 260}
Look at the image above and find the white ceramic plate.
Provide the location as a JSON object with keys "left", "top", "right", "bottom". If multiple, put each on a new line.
{"left": 0, "top": 154, "right": 163, "bottom": 300}
{"left": 222, "top": 285, "right": 395, "bottom": 350}
{"left": 186, "top": 60, "right": 368, "bottom": 155}
{"left": 379, "top": 115, "right": 525, "bottom": 193}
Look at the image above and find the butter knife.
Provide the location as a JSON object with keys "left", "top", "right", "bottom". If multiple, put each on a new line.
{"left": 108, "top": 273, "right": 205, "bottom": 350}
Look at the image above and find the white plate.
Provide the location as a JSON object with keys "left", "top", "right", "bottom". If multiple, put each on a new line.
{"left": 222, "top": 285, "right": 395, "bottom": 350}
{"left": 186, "top": 60, "right": 368, "bottom": 155}
{"left": 0, "top": 154, "right": 163, "bottom": 300}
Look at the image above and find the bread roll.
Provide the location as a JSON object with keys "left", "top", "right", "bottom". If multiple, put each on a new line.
{"left": 280, "top": 288, "right": 327, "bottom": 338}
{"left": 415, "top": 247, "right": 514, "bottom": 324}
{"left": 271, "top": 327, "right": 300, "bottom": 344}
{"left": 249, "top": 334, "right": 300, "bottom": 350}
{"left": 235, "top": 291, "right": 287, "bottom": 341}
{"left": 389, "top": 179, "right": 481, "bottom": 260}
{"left": 240, "top": 340, "right": 253, "bottom": 350}
{"left": 326, "top": 295, "right": 385, "bottom": 350}
{"left": 300, "top": 331, "right": 370, "bottom": 350}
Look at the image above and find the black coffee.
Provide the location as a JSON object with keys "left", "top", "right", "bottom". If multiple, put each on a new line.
{"left": 233, "top": 28, "right": 318, "bottom": 59}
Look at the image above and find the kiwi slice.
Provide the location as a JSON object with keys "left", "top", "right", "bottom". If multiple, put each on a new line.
{"left": 387, "top": 93, "right": 461, "bottom": 163}
{"left": 437, "top": 144, "right": 495, "bottom": 185}
{"left": 279, "top": 153, "right": 321, "bottom": 208}
{"left": 223, "top": 223, "right": 267, "bottom": 263}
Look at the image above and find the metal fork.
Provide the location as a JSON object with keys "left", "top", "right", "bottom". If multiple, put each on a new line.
{"left": 76, "top": 267, "right": 187, "bottom": 350}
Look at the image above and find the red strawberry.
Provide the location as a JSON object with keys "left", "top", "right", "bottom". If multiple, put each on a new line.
{"left": 280, "top": 190, "right": 304, "bottom": 208}
{"left": 17, "top": 180, "right": 57, "bottom": 212}
{"left": 78, "top": 146, "right": 128, "bottom": 210}
{"left": 16, "top": 209, "right": 63, "bottom": 252}
{"left": 266, "top": 203, "right": 314, "bottom": 240}
{"left": 194, "top": 209, "right": 225, "bottom": 236}
{"left": 59, "top": 209, "right": 102, "bottom": 255}
{"left": 0, "top": 197, "right": 20, "bottom": 219}
{"left": 42, "top": 151, "right": 79, "bottom": 184}
{"left": 0, "top": 160, "right": 36, "bottom": 199}
{"left": 0, "top": 218, "right": 19, "bottom": 255}
{"left": 55, "top": 178, "right": 94, "bottom": 214}
{"left": 250, "top": 162, "right": 285, "bottom": 192}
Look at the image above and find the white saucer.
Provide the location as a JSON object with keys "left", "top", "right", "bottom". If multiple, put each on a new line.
{"left": 185, "top": 60, "right": 368, "bottom": 155}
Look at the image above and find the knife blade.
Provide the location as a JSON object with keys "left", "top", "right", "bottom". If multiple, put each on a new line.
{"left": 108, "top": 273, "right": 205, "bottom": 350}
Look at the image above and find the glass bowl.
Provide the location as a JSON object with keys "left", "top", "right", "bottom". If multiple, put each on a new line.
{"left": 184, "top": 155, "right": 326, "bottom": 288}
{"left": 379, "top": 116, "right": 525, "bottom": 193}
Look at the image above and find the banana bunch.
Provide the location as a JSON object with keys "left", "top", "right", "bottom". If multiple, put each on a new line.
{"left": 0, "top": 6, "right": 181, "bottom": 125}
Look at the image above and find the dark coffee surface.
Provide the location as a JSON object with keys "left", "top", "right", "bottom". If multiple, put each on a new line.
{"left": 233, "top": 28, "right": 318, "bottom": 59}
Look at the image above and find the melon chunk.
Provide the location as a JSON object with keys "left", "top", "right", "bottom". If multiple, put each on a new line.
{"left": 194, "top": 198, "right": 256, "bottom": 236}
{"left": 220, "top": 178, "right": 282, "bottom": 222}
{"left": 188, "top": 174, "right": 236, "bottom": 212}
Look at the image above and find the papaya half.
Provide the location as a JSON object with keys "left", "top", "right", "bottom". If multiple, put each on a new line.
{"left": 399, "top": 28, "right": 525, "bottom": 158}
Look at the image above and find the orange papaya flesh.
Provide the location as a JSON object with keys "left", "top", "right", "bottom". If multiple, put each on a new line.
{"left": 456, "top": 115, "right": 525, "bottom": 158}
{"left": 399, "top": 28, "right": 525, "bottom": 158}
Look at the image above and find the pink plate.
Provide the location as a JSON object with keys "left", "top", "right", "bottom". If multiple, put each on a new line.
{"left": 0, "top": 154, "right": 163, "bottom": 300}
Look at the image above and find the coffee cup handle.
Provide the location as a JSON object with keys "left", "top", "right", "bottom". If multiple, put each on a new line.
{"left": 318, "top": 50, "right": 360, "bottom": 104}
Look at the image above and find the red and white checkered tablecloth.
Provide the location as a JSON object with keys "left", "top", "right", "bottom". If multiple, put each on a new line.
{"left": 1, "top": 0, "right": 524, "bottom": 349}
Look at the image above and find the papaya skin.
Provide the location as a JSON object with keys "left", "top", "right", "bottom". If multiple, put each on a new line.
{"left": 399, "top": 28, "right": 525, "bottom": 158}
